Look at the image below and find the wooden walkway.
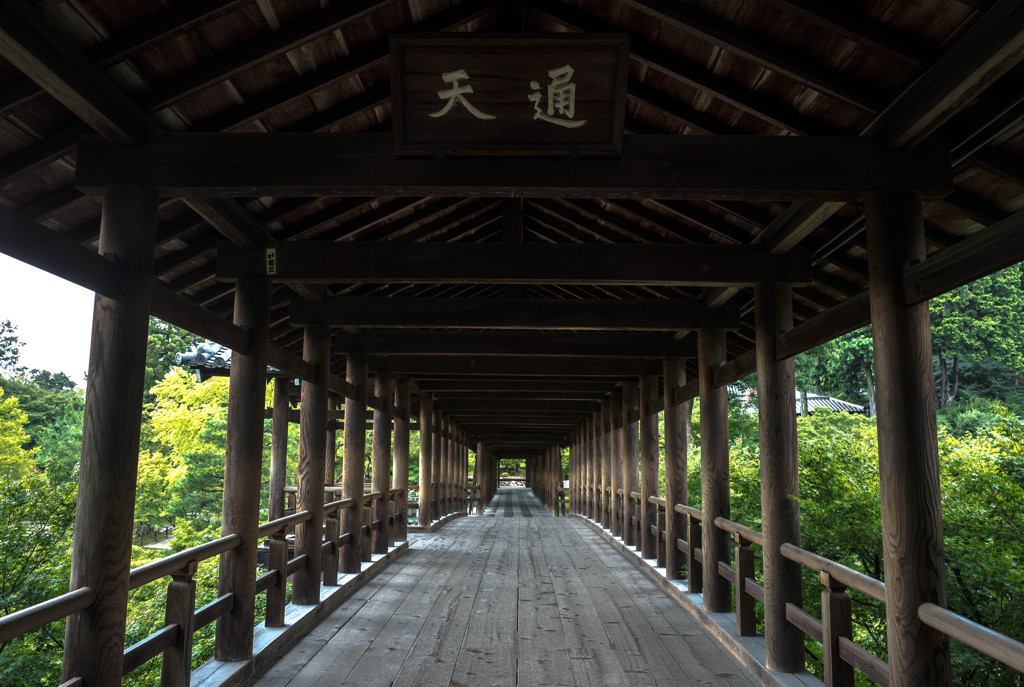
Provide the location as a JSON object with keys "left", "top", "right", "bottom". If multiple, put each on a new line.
{"left": 250, "top": 488, "right": 759, "bottom": 687}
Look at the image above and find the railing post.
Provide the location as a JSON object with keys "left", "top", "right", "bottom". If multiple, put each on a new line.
{"left": 265, "top": 537, "right": 288, "bottom": 627}
{"left": 821, "top": 572, "right": 855, "bottom": 687}
{"left": 215, "top": 275, "right": 270, "bottom": 659}
{"left": 62, "top": 184, "right": 158, "bottom": 685}
{"left": 161, "top": 561, "right": 197, "bottom": 687}
{"left": 656, "top": 506, "right": 666, "bottom": 568}
{"left": 323, "top": 515, "right": 340, "bottom": 586}
{"left": 735, "top": 536, "right": 756, "bottom": 636}
{"left": 688, "top": 514, "right": 703, "bottom": 594}
{"left": 867, "top": 190, "right": 950, "bottom": 685}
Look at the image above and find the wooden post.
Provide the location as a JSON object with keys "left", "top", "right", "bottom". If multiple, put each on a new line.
{"left": 341, "top": 349, "right": 367, "bottom": 573}
{"left": 756, "top": 281, "right": 805, "bottom": 671}
{"left": 161, "top": 563, "right": 197, "bottom": 687}
{"left": 62, "top": 185, "right": 157, "bottom": 685}
{"left": 323, "top": 515, "right": 340, "bottom": 585}
{"left": 664, "top": 357, "right": 688, "bottom": 580}
{"left": 476, "top": 441, "right": 485, "bottom": 513}
{"left": 735, "top": 537, "right": 756, "bottom": 636}
{"left": 293, "top": 323, "right": 330, "bottom": 603}
{"left": 699, "top": 328, "right": 730, "bottom": 612}
{"left": 619, "top": 382, "right": 637, "bottom": 545}
{"left": 609, "top": 388, "right": 622, "bottom": 536}
{"left": 432, "top": 408, "right": 442, "bottom": 521}
{"left": 593, "top": 412, "right": 602, "bottom": 522}
{"left": 600, "top": 399, "right": 612, "bottom": 529}
{"left": 324, "top": 395, "right": 337, "bottom": 485}
{"left": 639, "top": 375, "right": 659, "bottom": 559}
{"left": 215, "top": 276, "right": 271, "bottom": 658}
{"left": 265, "top": 537, "right": 288, "bottom": 627}
{"left": 419, "top": 396, "right": 434, "bottom": 526}
{"left": 439, "top": 414, "right": 449, "bottom": 516}
{"left": 394, "top": 378, "right": 410, "bottom": 541}
{"left": 372, "top": 371, "right": 393, "bottom": 554}
{"left": 821, "top": 573, "right": 855, "bottom": 687}
{"left": 866, "top": 190, "right": 950, "bottom": 685}
{"left": 269, "top": 377, "right": 290, "bottom": 522}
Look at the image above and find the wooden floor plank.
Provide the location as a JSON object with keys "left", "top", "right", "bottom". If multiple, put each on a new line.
{"left": 248, "top": 489, "right": 759, "bottom": 687}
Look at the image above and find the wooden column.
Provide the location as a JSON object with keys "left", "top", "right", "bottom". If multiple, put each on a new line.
{"left": 269, "top": 377, "right": 290, "bottom": 522}
{"left": 600, "top": 399, "right": 612, "bottom": 528}
{"left": 866, "top": 190, "right": 950, "bottom": 685}
{"left": 476, "top": 441, "right": 486, "bottom": 512}
{"left": 372, "top": 371, "right": 393, "bottom": 554}
{"left": 215, "top": 276, "right": 271, "bottom": 657}
{"left": 609, "top": 389, "right": 623, "bottom": 536}
{"left": 592, "top": 412, "right": 602, "bottom": 522}
{"left": 663, "top": 358, "right": 688, "bottom": 579}
{"left": 394, "top": 378, "right": 410, "bottom": 541}
{"left": 341, "top": 349, "right": 367, "bottom": 573}
{"left": 440, "top": 416, "right": 451, "bottom": 516}
{"left": 622, "top": 381, "right": 639, "bottom": 546}
{"left": 699, "top": 328, "right": 730, "bottom": 612}
{"left": 640, "top": 375, "right": 660, "bottom": 559}
{"left": 293, "top": 323, "right": 330, "bottom": 602}
{"left": 432, "top": 408, "right": 443, "bottom": 520}
{"left": 418, "top": 396, "right": 434, "bottom": 526}
{"left": 62, "top": 185, "right": 158, "bottom": 685}
{"left": 325, "top": 395, "right": 338, "bottom": 485}
{"left": 756, "top": 282, "right": 805, "bottom": 671}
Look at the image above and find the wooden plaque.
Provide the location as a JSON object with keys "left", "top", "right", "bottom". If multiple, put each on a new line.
{"left": 391, "top": 34, "right": 629, "bottom": 155}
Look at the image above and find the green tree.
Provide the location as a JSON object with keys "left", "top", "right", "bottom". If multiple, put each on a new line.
{"left": 0, "top": 320, "right": 23, "bottom": 377}
{"left": 0, "top": 387, "right": 36, "bottom": 478}
{"left": 144, "top": 317, "right": 203, "bottom": 406}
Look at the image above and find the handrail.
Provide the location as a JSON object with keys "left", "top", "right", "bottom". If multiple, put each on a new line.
{"left": 324, "top": 498, "right": 355, "bottom": 514}
{"left": 129, "top": 534, "right": 242, "bottom": 589}
{"left": 257, "top": 511, "right": 312, "bottom": 537}
{"left": 674, "top": 503, "right": 701, "bottom": 519}
{"left": 919, "top": 602, "right": 1024, "bottom": 674}
{"left": 714, "top": 517, "right": 765, "bottom": 547}
{"left": 780, "top": 542, "right": 886, "bottom": 603}
{"left": 648, "top": 496, "right": 666, "bottom": 507}
{"left": 0, "top": 586, "right": 96, "bottom": 644}
{"left": 629, "top": 491, "right": 641, "bottom": 500}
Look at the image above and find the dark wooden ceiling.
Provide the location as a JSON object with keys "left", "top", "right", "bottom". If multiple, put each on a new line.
{"left": 2, "top": 0, "right": 1024, "bottom": 450}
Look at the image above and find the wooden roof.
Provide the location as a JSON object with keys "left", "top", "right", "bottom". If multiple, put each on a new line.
{"left": 2, "top": 0, "right": 1024, "bottom": 446}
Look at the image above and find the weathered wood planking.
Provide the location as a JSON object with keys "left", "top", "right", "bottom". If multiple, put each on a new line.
{"left": 250, "top": 489, "right": 757, "bottom": 686}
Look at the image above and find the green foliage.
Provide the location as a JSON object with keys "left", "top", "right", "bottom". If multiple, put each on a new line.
{"left": 0, "top": 387, "right": 36, "bottom": 478}
{"left": 0, "top": 320, "right": 23, "bottom": 377}
{"left": 144, "top": 318, "right": 202, "bottom": 406}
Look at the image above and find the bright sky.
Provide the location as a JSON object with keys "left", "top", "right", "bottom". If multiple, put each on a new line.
{"left": 0, "top": 252, "right": 96, "bottom": 387}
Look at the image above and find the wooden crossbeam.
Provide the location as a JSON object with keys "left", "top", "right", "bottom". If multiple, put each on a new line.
{"left": 368, "top": 356, "right": 663, "bottom": 376}
{"left": 435, "top": 400, "right": 600, "bottom": 413}
{"left": 218, "top": 242, "right": 811, "bottom": 286}
{"left": 417, "top": 380, "right": 614, "bottom": 392}
{"left": 334, "top": 331, "right": 695, "bottom": 357}
{"left": 291, "top": 297, "right": 739, "bottom": 331}
{"left": 75, "top": 133, "right": 951, "bottom": 200}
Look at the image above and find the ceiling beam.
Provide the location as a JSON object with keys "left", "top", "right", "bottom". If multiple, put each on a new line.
{"left": 334, "top": 331, "right": 695, "bottom": 357}
{"left": 435, "top": 400, "right": 600, "bottom": 413}
{"left": 370, "top": 356, "right": 663, "bottom": 376}
{"left": 291, "top": 297, "right": 740, "bottom": 331}
{"left": 218, "top": 242, "right": 812, "bottom": 286}
{"left": 76, "top": 133, "right": 952, "bottom": 200}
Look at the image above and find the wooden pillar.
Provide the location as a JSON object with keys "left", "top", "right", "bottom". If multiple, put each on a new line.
{"left": 432, "top": 408, "right": 442, "bottom": 520}
{"left": 325, "top": 395, "right": 338, "bottom": 485}
{"left": 62, "top": 185, "right": 158, "bottom": 685}
{"left": 663, "top": 358, "right": 688, "bottom": 580}
{"left": 269, "top": 377, "right": 290, "bottom": 522}
{"left": 341, "top": 350, "right": 367, "bottom": 573}
{"left": 866, "top": 190, "right": 950, "bottom": 685}
{"left": 372, "top": 371, "right": 393, "bottom": 554}
{"left": 600, "top": 399, "right": 612, "bottom": 528}
{"left": 640, "top": 375, "right": 660, "bottom": 559}
{"left": 592, "top": 412, "right": 602, "bottom": 522}
{"left": 476, "top": 441, "right": 485, "bottom": 512}
{"left": 610, "top": 389, "right": 623, "bottom": 536}
{"left": 215, "top": 277, "right": 271, "bottom": 657}
{"left": 699, "top": 328, "right": 730, "bottom": 612}
{"left": 394, "top": 378, "right": 410, "bottom": 541}
{"left": 756, "top": 282, "right": 805, "bottom": 671}
{"left": 438, "top": 415, "right": 449, "bottom": 516}
{"left": 418, "top": 396, "right": 434, "bottom": 526}
{"left": 621, "top": 381, "right": 639, "bottom": 545}
{"left": 293, "top": 323, "right": 330, "bottom": 603}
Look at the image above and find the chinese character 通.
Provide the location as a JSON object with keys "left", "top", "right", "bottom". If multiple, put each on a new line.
{"left": 528, "top": 64, "right": 587, "bottom": 129}
{"left": 430, "top": 69, "right": 496, "bottom": 120}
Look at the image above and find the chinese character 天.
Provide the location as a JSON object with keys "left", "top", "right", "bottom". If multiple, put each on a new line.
{"left": 429, "top": 69, "right": 496, "bottom": 120}
{"left": 529, "top": 64, "right": 587, "bottom": 129}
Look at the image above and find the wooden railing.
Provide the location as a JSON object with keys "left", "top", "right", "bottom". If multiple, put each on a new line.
{"left": 604, "top": 499, "right": 1024, "bottom": 686}
{"left": 0, "top": 488, "right": 406, "bottom": 687}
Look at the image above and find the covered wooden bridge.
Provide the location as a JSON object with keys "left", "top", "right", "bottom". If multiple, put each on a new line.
{"left": 2, "top": 0, "right": 1024, "bottom": 685}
